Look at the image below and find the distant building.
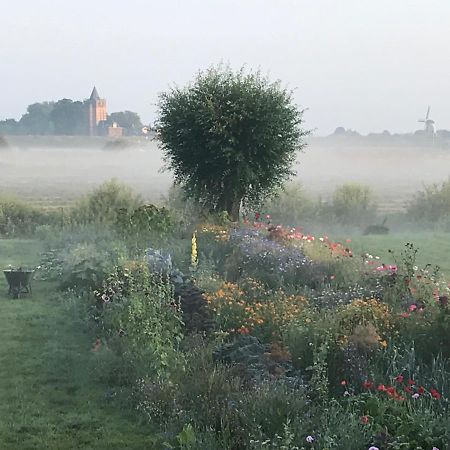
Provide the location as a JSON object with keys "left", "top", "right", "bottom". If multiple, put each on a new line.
{"left": 107, "top": 121, "right": 123, "bottom": 138}
{"left": 88, "top": 87, "right": 107, "bottom": 136}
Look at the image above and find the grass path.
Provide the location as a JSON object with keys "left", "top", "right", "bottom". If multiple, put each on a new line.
{"left": 0, "top": 239, "right": 156, "bottom": 449}
{"left": 342, "top": 232, "right": 450, "bottom": 279}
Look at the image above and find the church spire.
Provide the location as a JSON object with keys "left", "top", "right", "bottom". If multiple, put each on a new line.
{"left": 90, "top": 86, "right": 100, "bottom": 101}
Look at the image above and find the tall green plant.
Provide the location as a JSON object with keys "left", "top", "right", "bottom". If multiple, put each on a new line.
{"left": 157, "top": 65, "right": 308, "bottom": 220}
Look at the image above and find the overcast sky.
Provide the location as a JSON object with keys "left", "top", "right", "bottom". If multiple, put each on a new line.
{"left": 1, "top": 0, "right": 449, "bottom": 135}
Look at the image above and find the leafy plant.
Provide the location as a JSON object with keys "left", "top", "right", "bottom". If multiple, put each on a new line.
{"left": 157, "top": 65, "right": 308, "bottom": 220}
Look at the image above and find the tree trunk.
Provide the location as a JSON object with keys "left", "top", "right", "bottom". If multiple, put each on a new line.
{"left": 226, "top": 196, "right": 241, "bottom": 222}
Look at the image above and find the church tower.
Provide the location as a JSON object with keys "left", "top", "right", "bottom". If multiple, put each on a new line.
{"left": 88, "top": 87, "right": 107, "bottom": 136}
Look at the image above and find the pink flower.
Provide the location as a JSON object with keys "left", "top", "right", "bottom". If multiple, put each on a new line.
{"left": 408, "top": 304, "right": 417, "bottom": 312}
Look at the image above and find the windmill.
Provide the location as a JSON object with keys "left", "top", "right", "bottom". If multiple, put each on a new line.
{"left": 418, "top": 106, "right": 435, "bottom": 136}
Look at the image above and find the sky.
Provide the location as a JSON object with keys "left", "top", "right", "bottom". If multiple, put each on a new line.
{"left": 1, "top": 0, "right": 450, "bottom": 135}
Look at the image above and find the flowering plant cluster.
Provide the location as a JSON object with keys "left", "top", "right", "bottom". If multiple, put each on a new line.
{"left": 203, "top": 278, "right": 307, "bottom": 339}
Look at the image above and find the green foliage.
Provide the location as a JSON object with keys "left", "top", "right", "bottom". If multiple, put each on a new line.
{"left": 71, "top": 179, "right": 142, "bottom": 225}
{"left": 115, "top": 203, "right": 174, "bottom": 253}
{"left": 60, "top": 241, "right": 124, "bottom": 293}
{"left": 50, "top": 98, "right": 87, "bottom": 135}
{"left": 265, "top": 182, "right": 320, "bottom": 226}
{"left": 95, "top": 262, "right": 184, "bottom": 381}
{"left": 107, "top": 111, "right": 143, "bottom": 135}
{"left": 407, "top": 178, "right": 450, "bottom": 229}
{"left": 331, "top": 183, "right": 377, "bottom": 227}
{"left": 17, "top": 101, "right": 54, "bottom": 135}
{"left": 157, "top": 65, "right": 307, "bottom": 220}
{"left": 0, "top": 193, "right": 58, "bottom": 236}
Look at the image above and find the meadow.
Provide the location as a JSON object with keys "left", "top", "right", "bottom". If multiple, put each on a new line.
{"left": 2, "top": 135, "right": 450, "bottom": 213}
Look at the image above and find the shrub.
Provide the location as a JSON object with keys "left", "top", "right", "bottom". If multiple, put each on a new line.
{"left": 0, "top": 194, "right": 57, "bottom": 236}
{"left": 115, "top": 203, "right": 174, "bottom": 253}
{"left": 95, "top": 261, "right": 184, "bottom": 382}
{"left": 264, "top": 182, "right": 320, "bottom": 227}
{"left": 331, "top": 183, "right": 377, "bottom": 227}
{"left": 407, "top": 178, "right": 450, "bottom": 228}
{"left": 71, "top": 179, "right": 142, "bottom": 225}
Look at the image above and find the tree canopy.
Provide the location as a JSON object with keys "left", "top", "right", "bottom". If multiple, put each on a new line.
{"left": 156, "top": 66, "right": 307, "bottom": 220}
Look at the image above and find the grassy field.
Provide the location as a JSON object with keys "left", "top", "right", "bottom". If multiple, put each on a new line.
{"left": 2, "top": 137, "right": 450, "bottom": 212}
{"left": 0, "top": 239, "right": 156, "bottom": 449}
{"left": 339, "top": 232, "right": 450, "bottom": 279}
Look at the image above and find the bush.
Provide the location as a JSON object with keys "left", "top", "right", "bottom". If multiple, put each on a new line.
{"left": 71, "top": 179, "right": 142, "bottom": 225}
{"left": 94, "top": 261, "right": 184, "bottom": 381}
{"left": 265, "top": 182, "right": 320, "bottom": 227}
{"left": 331, "top": 183, "right": 377, "bottom": 227}
{"left": 407, "top": 178, "right": 450, "bottom": 228}
{"left": 0, "top": 194, "right": 58, "bottom": 236}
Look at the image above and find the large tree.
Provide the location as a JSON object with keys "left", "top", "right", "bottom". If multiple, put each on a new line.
{"left": 107, "top": 111, "right": 143, "bottom": 135}
{"left": 156, "top": 66, "right": 307, "bottom": 220}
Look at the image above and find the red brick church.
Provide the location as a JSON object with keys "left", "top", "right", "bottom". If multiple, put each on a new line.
{"left": 87, "top": 87, "right": 122, "bottom": 137}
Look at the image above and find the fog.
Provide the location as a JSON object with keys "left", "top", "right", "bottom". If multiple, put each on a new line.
{"left": 2, "top": 137, "right": 450, "bottom": 215}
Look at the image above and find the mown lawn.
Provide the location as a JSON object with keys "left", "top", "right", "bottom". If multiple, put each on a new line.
{"left": 0, "top": 239, "right": 156, "bottom": 449}
{"left": 341, "top": 232, "right": 450, "bottom": 279}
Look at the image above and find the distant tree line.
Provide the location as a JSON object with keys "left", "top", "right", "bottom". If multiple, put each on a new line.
{"left": 0, "top": 99, "right": 144, "bottom": 136}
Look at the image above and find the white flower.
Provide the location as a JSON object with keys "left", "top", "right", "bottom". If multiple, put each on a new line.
{"left": 306, "top": 435, "right": 315, "bottom": 443}
{"left": 412, "top": 393, "right": 420, "bottom": 399}
{"left": 432, "top": 447, "right": 439, "bottom": 450}
{"left": 368, "top": 447, "right": 379, "bottom": 450}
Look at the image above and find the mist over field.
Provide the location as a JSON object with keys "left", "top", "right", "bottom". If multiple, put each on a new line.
{"left": 2, "top": 136, "right": 450, "bottom": 216}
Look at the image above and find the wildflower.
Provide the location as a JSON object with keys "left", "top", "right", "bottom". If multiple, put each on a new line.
{"left": 340, "top": 380, "right": 347, "bottom": 386}
{"left": 412, "top": 393, "right": 420, "bottom": 399}
{"left": 430, "top": 388, "right": 441, "bottom": 400}
{"left": 395, "top": 374, "right": 404, "bottom": 383}
{"left": 386, "top": 386, "right": 396, "bottom": 397}
{"left": 305, "top": 435, "right": 314, "bottom": 443}
{"left": 432, "top": 447, "right": 440, "bottom": 450}
{"left": 368, "top": 447, "right": 379, "bottom": 450}
{"left": 377, "top": 384, "right": 386, "bottom": 392}
{"left": 408, "top": 304, "right": 417, "bottom": 312}
{"left": 362, "top": 380, "right": 373, "bottom": 389}
{"left": 407, "top": 378, "right": 415, "bottom": 386}
{"left": 191, "top": 231, "right": 198, "bottom": 268}
{"left": 360, "top": 415, "right": 369, "bottom": 424}
{"left": 417, "top": 386, "right": 425, "bottom": 395}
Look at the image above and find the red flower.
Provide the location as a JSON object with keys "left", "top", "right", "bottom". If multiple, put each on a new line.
{"left": 377, "top": 384, "right": 386, "bottom": 392}
{"left": 340, "top": 380, "right": 347, "bottom": 386}
{"left": 386, "top": 386, "right": 396, "bottom": 397}
{"left": 404, "top": 386, "right": 413, "bottom": 394}
{"left": 430, "top": 388, "right": 441, "bottom": 400}
{"left": 417, "top": 386, "right": 425, "bottom": 395}
{"left": 407, "top": 378, "right": 415, "bottom": 386}
{"left": 362, "top": 380, "right": 373, "bottom": 389}
{"left": 237, "top": 326, "right": 250, "bottom": 335}
{"left": 395, "top": 375, "right": 404, "bottom": 383}
{"left": 360, "top": 415, "right": 369, "bottom": 425}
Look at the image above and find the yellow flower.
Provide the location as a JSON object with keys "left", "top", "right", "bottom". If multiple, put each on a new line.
{"left": 191, "top": 231, "right": 198, "bottom": 268}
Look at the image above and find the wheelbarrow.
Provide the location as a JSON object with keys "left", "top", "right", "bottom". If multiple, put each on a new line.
{"left": 3, "top": 268, "right": 35, "bottom": 299}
